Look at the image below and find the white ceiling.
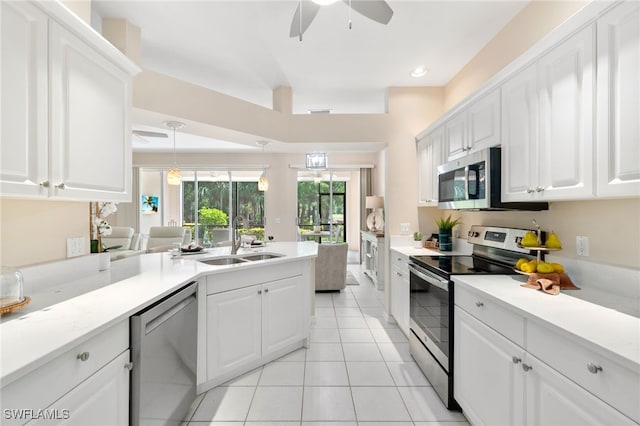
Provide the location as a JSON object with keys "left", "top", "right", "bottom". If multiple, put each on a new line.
{"left": 92, "top": 0, "right": 529, "bottom": 152}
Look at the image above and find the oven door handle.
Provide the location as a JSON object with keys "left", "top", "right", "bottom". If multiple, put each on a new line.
{"left": 408, "top": 263, "right": 450, "bottom": 291}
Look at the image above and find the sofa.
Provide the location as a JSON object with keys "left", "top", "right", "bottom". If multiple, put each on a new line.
{"left": 314, "top": 243, "right": 348, "bottom": 291}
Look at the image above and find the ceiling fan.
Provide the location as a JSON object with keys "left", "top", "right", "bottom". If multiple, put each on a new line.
{"left": 132, "top": 129, "right": 167, "bottom": 144}
{"left": 290, "top": 0, "right": 393, "bottom": 40}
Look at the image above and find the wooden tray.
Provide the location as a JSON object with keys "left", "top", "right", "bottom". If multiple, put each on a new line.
{"left": 0, "top": 296, "right": 31, "bottom": 314}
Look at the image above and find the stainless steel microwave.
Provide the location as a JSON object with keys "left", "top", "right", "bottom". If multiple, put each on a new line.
{"left": 437, "top": 147, "right": 548, "bottom": 211}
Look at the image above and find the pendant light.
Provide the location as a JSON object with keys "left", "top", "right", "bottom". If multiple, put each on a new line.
{"left": 165, "top": 121, "right": 184, "bottom": 185}
{"left": 257, "top": 141, "right": 269, "bottom": 191}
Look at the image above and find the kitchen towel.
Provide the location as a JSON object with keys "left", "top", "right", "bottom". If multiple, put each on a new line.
{"left": 521, "top": 272, "right": 579, "bottom": 295}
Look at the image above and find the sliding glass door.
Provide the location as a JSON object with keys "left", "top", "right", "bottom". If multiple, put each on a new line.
{"left": 297, "top": 172, "right": 347, "bottom": 243}
{"left": 183, "top": 170, "right": 264, "bottom": 246}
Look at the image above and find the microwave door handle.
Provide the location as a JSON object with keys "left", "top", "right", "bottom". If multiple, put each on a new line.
{"left": 467, "top": 166, "right": 480, "bottom": 198}
{"left": 464, "top": 166, "right": 470, "bottom": 200}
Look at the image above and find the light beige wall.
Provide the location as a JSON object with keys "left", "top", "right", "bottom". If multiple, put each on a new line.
{"left": 418, "top": 199, "right": 640, "bottom": 269}
{"left": 0, "top": 199, "right": 88, "bottom": 267}
{"left": 61, "top": 0, "right": 91, "bottom": 24}
{"left": 385, "top": 87, "right": 445, "bottom": 236}
{"left": 444, "top": 0, "right": 588, "bottom": 110}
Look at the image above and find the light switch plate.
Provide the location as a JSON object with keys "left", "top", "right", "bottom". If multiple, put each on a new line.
{"left": 66, "top": 237, "right": 85, "bottom": 257}
{"left": 400, "top": 223, "right": 410, "bottom": 234}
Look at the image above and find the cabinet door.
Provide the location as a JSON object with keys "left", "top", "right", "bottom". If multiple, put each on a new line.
{"left": 468, "top": 88, "right": 501, "bottom": 152}
{"left": 501, "top": 63, "right": 539, "bottom": 201}
{"left": 538, "top": 25, "right": 595, "bottom": 200}
{"left": 49, "top": 22, "right": 132, "bottom": 201}
{"left": 262, "top": 277, "right": 304, "bottom": 355}
{"left": 525, "top": 353, "right": 636, "bottom": 426}
{"left": 207, "top": 286, "right": 261, "bottom": 381}
{"left": 0, "top": 1, "right": 48, "bottom": 198}
{"left": 454, "top": 307, "right": 524, "bottom": 426}
{"left": 445, "top": 112, "right": 468, "bottom": 160}
{"left": 597, "top": 1, "right": 640, "bottom": 197}
{"left": 417, "top": 127, "right": 443, "bottom": 206}
{"left": 28, "top": 350, "right": 130, "bottom": 426}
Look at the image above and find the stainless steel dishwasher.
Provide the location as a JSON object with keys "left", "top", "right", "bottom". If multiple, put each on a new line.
{"left": 131, "top": 281, "right": 197, "bottom": 426}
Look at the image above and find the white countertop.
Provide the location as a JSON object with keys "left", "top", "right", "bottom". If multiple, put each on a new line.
{"left": 0, "top": 242, "right": 317, "bottom": 387}
{"left": 453, "top": 274, "right": 640, "bottom": 371}
{"left": 390, "top": 245, "right": 473, "bottom": 257}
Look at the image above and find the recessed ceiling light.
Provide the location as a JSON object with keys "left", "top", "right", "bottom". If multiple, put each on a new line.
{"left": 411, "top": 66, "right": 428, "bottom": 78}
{"left": 312, "top": 0, "right": 339, "bottom": 5}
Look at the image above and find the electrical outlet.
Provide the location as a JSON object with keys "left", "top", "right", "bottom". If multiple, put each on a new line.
{"left": 66, "top": 237, "right": 85, "bottom": 258}
{"left": 576, "top": 236, "right": 589, "bottom": 256}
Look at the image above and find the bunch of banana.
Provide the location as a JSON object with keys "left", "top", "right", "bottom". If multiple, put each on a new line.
{"left": 515, "top": 258, "right": 564, "bottom": 274}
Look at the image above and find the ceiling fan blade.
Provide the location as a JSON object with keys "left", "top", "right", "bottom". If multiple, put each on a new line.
{"left": 132, "top": 130, "right": 168, "bottom": 138}
{"left": 344, "top": 0, "right": 393, "bottom": 25}
{"left": 289, "top": 0, "right": 321, "bottom": 38}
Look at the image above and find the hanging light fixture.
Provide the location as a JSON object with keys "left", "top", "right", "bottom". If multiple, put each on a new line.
{"left": 306, "top": 152, "right": 328, "bottom": 169}
{"left": 257, "top": 141, "right": 269, "bottom": 191}
{"left": 165, "top": 121, "right": 184, "bottom": 185}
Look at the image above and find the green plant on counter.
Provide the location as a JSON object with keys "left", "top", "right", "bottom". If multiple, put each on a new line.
{"left": 413, "top": 231, "right": 423, "bottom": 241}
{"left": 436, "top": 214, "right": 462, "bottom": 231}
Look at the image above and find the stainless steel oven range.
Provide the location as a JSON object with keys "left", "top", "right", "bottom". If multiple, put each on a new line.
{"left": 408, "top": 225, "right": 543, "bottom": 409}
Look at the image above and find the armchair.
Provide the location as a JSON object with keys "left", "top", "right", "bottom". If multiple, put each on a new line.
{"left": 314, "top": 243, "right": 348, "bottom": 291}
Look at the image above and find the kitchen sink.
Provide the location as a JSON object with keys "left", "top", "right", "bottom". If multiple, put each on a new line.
{"left": 241, "top": 253, "right": 284, "bottom": 261}
{"left": 199, "top": 256, "right": 248, "bottom": 266}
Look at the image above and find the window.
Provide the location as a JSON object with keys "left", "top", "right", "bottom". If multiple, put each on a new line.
{"left": 182, "top": 170, "right": 264, "bottom": 245}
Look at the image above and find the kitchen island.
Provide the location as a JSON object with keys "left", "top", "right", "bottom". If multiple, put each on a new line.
{"left": 0, "top": 242, "right": 317, "bottom": 425}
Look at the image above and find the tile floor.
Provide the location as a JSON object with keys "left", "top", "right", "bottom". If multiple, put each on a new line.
{"left": 183, "top": 264, "right": 469, "bottom": 426}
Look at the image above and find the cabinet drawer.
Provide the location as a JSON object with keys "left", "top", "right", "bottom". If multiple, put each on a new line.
{"left": 207, "top": 261, "right": 303, "bottom": 295}
{"left": 390, "top": 251, "right": 409, "bottom": 272}
{"left": 527, "top": 321, "right": 640, "bottom": 423}
{"left": 1, "top": 321, "right": 129, "bottom": 418}
{"left": 455, "top": 284, "right": 524, "bottom": 347}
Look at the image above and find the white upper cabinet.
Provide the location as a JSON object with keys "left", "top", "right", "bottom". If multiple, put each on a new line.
{"left": 538, "top": 24, "right": 595, "bottom": 200}
{"left": 596, "top": 1, "right": 640, "bottom": 198}
{"left": 0, "top": 1, "right": 49, "bottom": 198}
{"left": 467, "top": 88, "right": 501, "bottom": 153}
{"left": 417, "top": 126, "right": 443, "bottom": 206}
{"left": 444, "top": 112, "right": 468, "bottom": 159}
{"left": 502, "top": 25, "right": 595, "bottom": 201}
{"left": 445, "top": 88, "right": 501, "bottom": 161}
{"left": 0, "top": 0, "right": 139, "bottom": 202}
{"left": 501, "top": 63, "right": 539, "bottom": 201}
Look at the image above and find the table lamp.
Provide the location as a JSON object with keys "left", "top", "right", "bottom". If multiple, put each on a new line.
{"left": 366, "top": 196, "right": 384, "bottom": 232}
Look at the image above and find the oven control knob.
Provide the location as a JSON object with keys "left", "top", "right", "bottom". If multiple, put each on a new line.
{"left": 468, "top": 231, "right": 480, "bottom": 238}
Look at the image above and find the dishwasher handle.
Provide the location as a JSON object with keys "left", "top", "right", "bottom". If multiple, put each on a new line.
{"left": 145, "top": 293, "right": 196, "bottom": 334}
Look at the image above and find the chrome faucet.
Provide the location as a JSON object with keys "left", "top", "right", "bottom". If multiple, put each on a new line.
{"left": 231, "top": 215, "right": 247, "bottom": 254}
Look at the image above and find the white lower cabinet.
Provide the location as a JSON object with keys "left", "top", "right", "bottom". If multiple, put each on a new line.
{"left": 27, "top": 351, "right": 130, "bottom": 426}
{"left": 454, "top": 288, "right": 635, "bottom": 426}
{"left": 389, "top": 250, "right": 410, "bottom": 337}
{"left": 206, "top": 275, "right": 306, "bottom": 386}
{"left": 0, "top": 321, "right": 130, "bottom": 426}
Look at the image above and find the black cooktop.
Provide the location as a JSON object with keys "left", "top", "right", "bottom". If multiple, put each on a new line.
{"left": 410, "top": 255, "right": 517, "bottom": 277}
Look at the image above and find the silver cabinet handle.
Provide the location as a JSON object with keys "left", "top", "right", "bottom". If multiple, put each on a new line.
{"left": 258, "top": 290, "right": 262, "bottom": 294}
{"left": 77, "top": 352, "right": 90, "bottom": 362}
{"left": 535, "top": 187, "right": 544, "bottom": 192}
{"left": 526, "top": 188, "right": 535, "bottom": 194}
{"left": 475, "top": 302, "right": 484, "bottom": 307}
{"left": 512, "top": 356, "right": 522, "bottom": 364}
{"left": 39, "top": 181, "right": 50, "bottom": 188}
{"left": 54, "top": 182, "right": 65, "bottom": 189}
{"left": 264, "top": 288, "right": 269, "bottom": 293}
{"left": 396, "top": 272, "right": 402, "bottom": 277}
{"left": 522, "top": 363, "right": 532, "bottom": 372}
{"left": 124, "top": 362, "right": 134, "bottom": 371}
{"left": 587, "top": 363, "right": 603, "bottom": 374}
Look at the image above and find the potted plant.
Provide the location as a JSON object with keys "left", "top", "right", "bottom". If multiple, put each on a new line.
{"left": 435, "top": 214, "right": 462, "bottom": 251}
{"left": 413, "top": 231, "right": 423, "bottom": 248}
